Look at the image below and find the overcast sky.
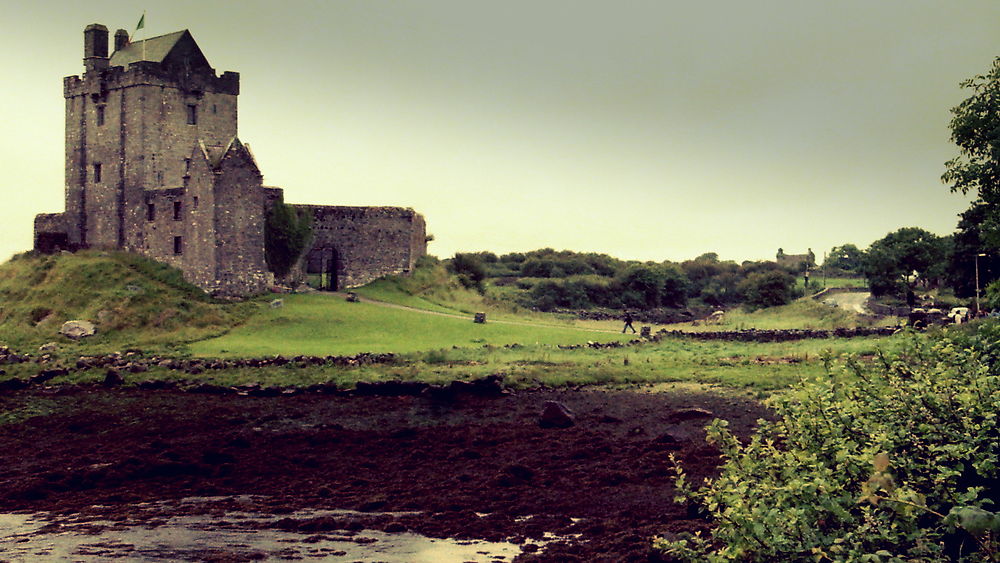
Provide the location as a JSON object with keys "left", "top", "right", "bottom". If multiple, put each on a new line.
{"left": 3, "top": 1, "right": 998, "bottom": 264}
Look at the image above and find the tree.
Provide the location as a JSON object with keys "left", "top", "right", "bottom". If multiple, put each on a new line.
{"left": 943, "top": 57, "right": 1000, "bottom": 246}
{"left": 948, "top": 202, "right": 1000, "bottom": 297}
{"left": 264, "top": 201, "right": 313, "bottom": 278}
{"left": 448, "top": 253, "right": 486, "bottom": 290}
{"left": 737, "top": 270, "right": 797, "bottom": 310}
{"left": 824, "top": 243, "right": 865, "bottom": 272}
{"left": 862, "top": 227, "right": 950, "bottom": 297}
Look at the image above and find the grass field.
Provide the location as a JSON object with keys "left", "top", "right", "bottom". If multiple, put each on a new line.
{"left": 189, "top": 293, "right": 631, "bottom": 357}
{"left": 0, "top": 252, "right": 912, "bottom": 396}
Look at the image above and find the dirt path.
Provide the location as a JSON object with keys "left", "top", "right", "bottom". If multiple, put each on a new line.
{"left": 0, "top": 385, "right": 771, "bottom": 562}
{"left": 821, "top": 291, "right": 871, "bottom": 313}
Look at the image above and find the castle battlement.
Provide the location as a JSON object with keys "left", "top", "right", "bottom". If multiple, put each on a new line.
{"left": 65, "top": 65, "right": 239, "bottom": 98}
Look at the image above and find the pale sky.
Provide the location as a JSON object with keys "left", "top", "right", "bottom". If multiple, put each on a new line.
{"left": 3, "top": 1, "right": 998, "bottom": 264}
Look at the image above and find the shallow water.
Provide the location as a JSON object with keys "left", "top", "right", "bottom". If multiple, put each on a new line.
{"left": 0, "top": 504, "right": 523, "bottom": 562}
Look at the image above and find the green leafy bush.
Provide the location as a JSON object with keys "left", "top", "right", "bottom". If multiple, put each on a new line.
{"left": 658, "top": 323, "right": 1000, "bottom": 561}
{"left": 265, "top": 201, "right": 313, "bottom": 278}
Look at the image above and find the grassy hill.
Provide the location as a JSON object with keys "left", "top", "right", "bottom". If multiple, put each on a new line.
{"left": 0, "top": 251, "right": 256, "bottom": 351}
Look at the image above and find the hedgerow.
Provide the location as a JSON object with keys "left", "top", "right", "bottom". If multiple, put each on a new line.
{"left": 657, "top": 322, "right": 1000, "bottom": 561}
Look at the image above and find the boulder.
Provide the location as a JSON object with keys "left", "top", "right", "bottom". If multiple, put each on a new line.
{"left": 539, "top": 401, "right": 575, "bottom": 428}
{"left": 269, "top": 298, "right": 284, "bottom": 309}
{"left": 665, "top": 407, "right": 714, "bottom": 423}
{"left": 38, "top": 342, "right": 59, "bottom": 353}
{"left": 103, "top": 369, "right": 125, "bottom": 386}
{"left": 59, "top": 320, "right": 96, "bottom": 340}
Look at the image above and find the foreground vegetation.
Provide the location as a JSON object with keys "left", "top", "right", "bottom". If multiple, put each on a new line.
{"left": 658, "top": 321, "right": 1000, "bottom": 561}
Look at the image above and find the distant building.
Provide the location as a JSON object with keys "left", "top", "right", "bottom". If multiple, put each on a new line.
{"left": 775, "top": 248, "right": 814, "bottom": 271}
{"left": 34, "top": 24, "right": 426, "bottom": 296}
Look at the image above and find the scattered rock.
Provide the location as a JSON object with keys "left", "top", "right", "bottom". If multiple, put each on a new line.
{"left": 539, "top": 401, "right": 575, "bottom": 428}
{"left": 269, "top": 298, "right": 284, "bottom": 309}
{"left": 665, "top": 407, "right": 714, "bottom": 423}
{"left": 650, "top": 431, "right": 683, "bottom": 450}
{"left": 59, "top": 320, "right": 96, "bottom": 340}
{"left": 346, "top": 292, "right": 360, "bottom": 303}
{"left": 38, "top": 342, "right": 59, "bottom": 353}
{"left": 30, "top": 368, "right": 68, "bottom": 384}
{"left": 103, "top": 369, "right": 125, "bottom": 387}
{"left": 474, "top": 312, "right": 487, "bottom": 324}
{"left": 0, "top": 378, "right": 28, "bottom": 392}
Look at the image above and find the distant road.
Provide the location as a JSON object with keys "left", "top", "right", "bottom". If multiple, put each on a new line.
{"left": 822, "top": 291, "right": 871, "bottom": 314}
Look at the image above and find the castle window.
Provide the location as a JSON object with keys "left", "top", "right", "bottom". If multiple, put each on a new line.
{"left": 93, "top": 162, "right": 102, "bottom": 183}
{"left": 96, "top": 105, "right": 105, "bottom": 126}
{"left": 173, "top": 201, "right": 182, "bottom": 221}
{"left": 147, "top": 203, "right": 155, "bottom": 221}
{"left": 186, "top": 104, "right": 197, "bottom": 125}
{"left": 184, "top": 158, "right": 191, "bottom": 171}
{"left": 212, "top": 104, "right": 217, "bottom": 114}
{"left": 174, "top": 236, "right": 183, "bottom": 255}
{"left": 192, "top": 196, "right": 199, "bottom": 209}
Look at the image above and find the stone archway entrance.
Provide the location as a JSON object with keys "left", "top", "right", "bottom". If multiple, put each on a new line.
{"left": 306, "top": 247, "right": 339, "bottom": 291}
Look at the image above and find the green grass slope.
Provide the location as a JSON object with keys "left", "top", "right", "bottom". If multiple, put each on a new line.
{"left": 188, "top": 293, "right": 631, "bottom": 357}
{"left": 0, "top": 251, "right": 255, "bottom": 351}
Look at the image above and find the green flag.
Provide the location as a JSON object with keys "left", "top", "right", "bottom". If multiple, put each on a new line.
{"left": 136, "top": 13, "right": 145, "bottom": 31}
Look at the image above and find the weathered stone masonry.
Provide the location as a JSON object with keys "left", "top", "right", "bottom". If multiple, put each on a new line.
{"left": 34, "top": 23, "right": 426, "bottom": 296}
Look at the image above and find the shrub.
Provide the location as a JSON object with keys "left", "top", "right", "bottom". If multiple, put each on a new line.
{"left": 449, "top": 253, "right": 487, "bottom": 292}
{"left": 265, "top": 202, "right": 313, "bottom": 278}
{"left": 738, "top": 270, "right": 797, "bottom": 311}
{"left": 657, "top": 324, "right": 1000, "bottom": 561}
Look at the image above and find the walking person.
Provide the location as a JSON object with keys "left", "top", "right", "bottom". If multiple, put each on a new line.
{"left": 622, "top": 311, "right": 636, "bottom": 334}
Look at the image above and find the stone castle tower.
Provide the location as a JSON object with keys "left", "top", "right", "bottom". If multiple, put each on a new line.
{"left": 35, "top": 24, "right": 426, "bottom": 296}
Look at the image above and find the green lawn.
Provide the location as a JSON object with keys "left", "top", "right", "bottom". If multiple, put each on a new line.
{"left": 189, "top": 293, "right": 632, "bottom": 357}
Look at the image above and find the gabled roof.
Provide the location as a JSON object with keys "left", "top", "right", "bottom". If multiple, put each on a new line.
{"left": 198, "top": 137, "right": 260, "bottom": 173}
{"left": 109, "top": 29, "right": 212, "bottom": 73}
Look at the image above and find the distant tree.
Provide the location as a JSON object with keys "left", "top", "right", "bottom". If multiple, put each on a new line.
{"left": 862, "top": 227, "right": 950, "bottom": 297}
{"left": 948, "top": 202, "right": 1000, "bottom": 297}
{"left": 824, "top": 244, "right": 865, "bottom": 272}
{"left": 659, "top": 263, "right": 690, "bottom": 308}
{"left": 943, "top": 57, "right": 1000, "bottom": 247}
{"left": 738, "top": 270, "right": 797, "bottom": 311}
{"left": 264, "top": 202, "right": 313, "bottom": 278}
{"left": 449, "top": 253, "right": 486, "bottom": 290}
{"left": 617, "top": 264, "right": 666, "bottom": 309}
{"left": 521, "top": 257, "right": 561, "bottom": 278}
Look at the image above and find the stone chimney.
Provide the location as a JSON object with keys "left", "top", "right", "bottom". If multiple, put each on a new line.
{"left": 114, "top": 29, "right": 129, "bottom": 53}
{"left": 83, "top": 23, "right": 109, "bottom": 73}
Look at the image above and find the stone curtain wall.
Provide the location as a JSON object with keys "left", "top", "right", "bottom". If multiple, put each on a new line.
{"left": 295, "top": 205, "right": 427, "bottom": 289}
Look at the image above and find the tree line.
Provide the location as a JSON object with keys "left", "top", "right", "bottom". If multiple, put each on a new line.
{"left": 447, "top": 249, "right": 803, "bottom": 312}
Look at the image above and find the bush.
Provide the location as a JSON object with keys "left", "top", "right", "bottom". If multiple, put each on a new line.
{"left": 449, "top": 253, "right": 487, "bottom": 291}
{"left": 738, "top": 270, "right": 797, "bottom": 311}
{"left": 658, "top": 324, "right": 1000, "bottom": 561}
{"left": 265, "top": 202, "right": 313, "bottom": 278}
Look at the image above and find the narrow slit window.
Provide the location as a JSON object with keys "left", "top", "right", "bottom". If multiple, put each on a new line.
{"left": 147, "top": 203, "right": 155, "bottom": 221}
{"left": 96, "top": 105, "right": 105, "bottom": 126}
{"left": 192, "top": 196, "right": 199, "bottom": 209}
{"left": 173, "top": 201, "right": 182, "bottom": 221}
{"left": 93, "top": 162, "right": 102, "bottom": 183}
{"left": 186, "top": 104, "right": 197, "bottom": 125}
{"left": 174, "top": 236, "right": 183, "bottom": 255}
